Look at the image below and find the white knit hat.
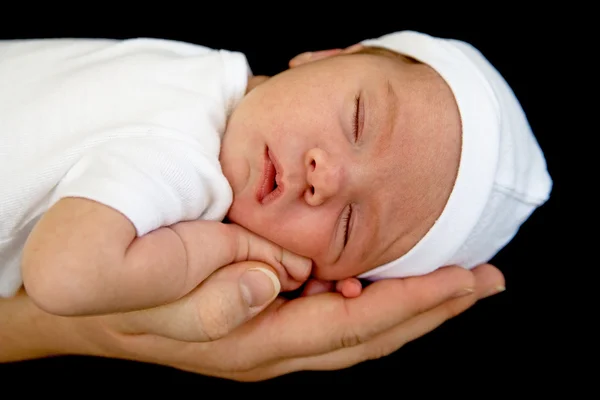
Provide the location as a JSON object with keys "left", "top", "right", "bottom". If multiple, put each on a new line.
{"left": 357, "top": 31, "right": 552, "bottom": 280}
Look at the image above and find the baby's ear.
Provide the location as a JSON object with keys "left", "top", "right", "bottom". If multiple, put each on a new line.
{"left": 288, "top": 44, "right": 365, "bottom": 68}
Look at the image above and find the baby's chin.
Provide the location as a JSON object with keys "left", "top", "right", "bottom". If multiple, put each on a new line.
{"left": 222, "top": 209, "right": 246, "bottom": 228}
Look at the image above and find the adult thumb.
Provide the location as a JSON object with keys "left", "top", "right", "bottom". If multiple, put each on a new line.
{"left": 238, "top": 267, "right": 281, "bottom": 312}
{"left": 112, "top": 262, "right": 281, "bottom": 342}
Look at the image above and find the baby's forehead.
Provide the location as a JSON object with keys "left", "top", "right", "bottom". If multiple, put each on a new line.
{"left": 355, "top": 58, "right": 461, "bottom": 271}
{"left": 352, "top": 46, "right": 456, "bottom": 113}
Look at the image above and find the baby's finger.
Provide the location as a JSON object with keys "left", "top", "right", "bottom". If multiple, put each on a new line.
{"left": 279, "top": 248, "right": 313, "bottom": 283}
{"left": 301, "top": 279, "right": 335, "bottom": 297}
{"left": 335, "top": 278, "right": 363, "bottom": 298}
{"left": 232, "top": 225, "right": 312, "bottom": 289}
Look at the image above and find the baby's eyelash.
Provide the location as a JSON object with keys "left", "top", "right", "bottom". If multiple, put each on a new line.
{"left": 353, "top": 95, "right": 360, "bottom": 140}
{"left": 342, "top": 205, "right": 353, "bottom": 247}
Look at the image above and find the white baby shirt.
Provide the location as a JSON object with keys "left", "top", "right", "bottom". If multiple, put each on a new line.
{"left": 0, "top": 37, "right": 251, "bottom": 297}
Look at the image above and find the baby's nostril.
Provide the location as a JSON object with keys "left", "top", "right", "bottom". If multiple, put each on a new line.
{"left": 311, "top": 186, "right": 315, "bottom": 194}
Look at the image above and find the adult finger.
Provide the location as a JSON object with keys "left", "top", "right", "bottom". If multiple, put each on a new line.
{"left": 231, "top": 265, "right": 477, "bottom": 360}
{"left": 299, "top": 264, "right": 505, "bottom": 371}
{"left": 328, "top": 265, "right": 503, "bottom": 369}
{"left": 110, "top": 261, "right": 281, "bottom": 342}
{"left": 378, "top": 263, "right": 505, "bottom": 347}
{"left": 234, "top": 264, "right": 504, "bottom": 380}
{"left": 288, "top": 49, "right": 343, "bottom": 68}
{"left": 336, "top": 266, "right": 476, "bottom": 344}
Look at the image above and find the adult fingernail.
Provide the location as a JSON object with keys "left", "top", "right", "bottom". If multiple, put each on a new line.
{"left": 483, "top": 285, "right": 506, "bottom": 299}
{"left": 290, "top": 52, "right": 312, "bottom": 66}
{"left": 297, "top": 51, "right": 312, "bottom": 60}
{"left": 453, "top": 287, "right": 475, "bottom": 298}
{"left": 239, "top": 268, "right": 281, "bottom": 308}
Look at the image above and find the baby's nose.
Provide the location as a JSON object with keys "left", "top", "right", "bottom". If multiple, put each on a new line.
{"left": 304, "top": 148, "right": 343, "bottom": 206}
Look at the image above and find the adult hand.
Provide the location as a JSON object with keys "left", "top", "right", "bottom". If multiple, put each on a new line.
{"left": 105, "top": 262, "right": 286, "bottom": 342}
{"left": 93, "top": 262, "right": 504, "bottom": 381}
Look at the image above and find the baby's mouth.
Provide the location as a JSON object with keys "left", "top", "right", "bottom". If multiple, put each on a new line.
{"left": 257, "top": 147, "right": 281, "bottom": 204}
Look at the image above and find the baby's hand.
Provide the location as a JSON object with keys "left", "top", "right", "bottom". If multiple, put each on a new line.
{"left": 228, "top": 223, "right": 312, "bottom": 292}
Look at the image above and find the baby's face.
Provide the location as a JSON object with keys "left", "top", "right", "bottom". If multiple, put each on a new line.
{"left": 220, "top": 50, "right": 461, "bottom": 280}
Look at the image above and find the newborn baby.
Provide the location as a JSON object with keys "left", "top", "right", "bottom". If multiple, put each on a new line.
{"left": 232, "top": 32, "right": 553, "bottom": 282}
{"left": 0, "top": 31, "right": 551, "bottom": 316}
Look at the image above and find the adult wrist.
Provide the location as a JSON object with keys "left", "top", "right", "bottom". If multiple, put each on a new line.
{"left": 0, "top": 290, "right": 118, "bottom": 362}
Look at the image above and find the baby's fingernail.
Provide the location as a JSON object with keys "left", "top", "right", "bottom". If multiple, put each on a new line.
{"left": 283, "top": 253, "right": 313, "bottom": 281}
{"left": 239, "top": 268, "right": 281, "bottom": 308}
{"left": 301, "top": 257, "right": 313, "bottom": 275}
{"left": 483, "top": 285, "right": 506, "bottom": 299}
{"left": 454, "top": 287, "right": 475, "bottom": 298}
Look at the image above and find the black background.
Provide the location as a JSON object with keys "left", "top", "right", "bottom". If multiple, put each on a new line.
{"left": 0, "top": 6, "right": 565, "bottom": 389}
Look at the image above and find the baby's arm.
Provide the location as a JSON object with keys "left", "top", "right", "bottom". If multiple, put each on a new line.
{"left": 19, "top": 133, "right": 311, "bottom": 316}
{"left": 22, "top": 197, "right": 310, "bottom": 317}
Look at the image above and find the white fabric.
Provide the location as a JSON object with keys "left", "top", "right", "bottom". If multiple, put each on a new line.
{"left": 0, "top": 38, "right": 250, "bottom": 297}
{"left": 358, "top": 31, "right": 552, "bottom": 280}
